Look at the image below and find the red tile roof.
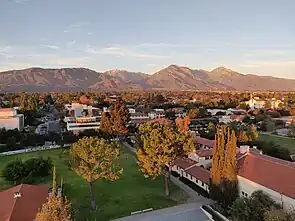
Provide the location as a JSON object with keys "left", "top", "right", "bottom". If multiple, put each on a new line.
{"left": 238, "top": 152, "right": 295, "bottom": 199}
{"left": 174, "top": 158, "right": 195, "bottom": 169}
{"left": 195, "top": 149, "right": 213, "bottom": 157}
{"left": 186, "top": 166, "right": 211, "bottom": 184}
{"left": 174, "top": 158, "right": 211, "bottom": 184}
{"left": 0, "top": 184, "right": 48, "bottom": 221}
{"left": 195, "top": 136, "right": 214, "bottom": 148}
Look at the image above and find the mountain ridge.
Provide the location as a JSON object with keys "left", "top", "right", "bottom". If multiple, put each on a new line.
{"left": 0, "top": 65, "right": 294, "bottom": 92}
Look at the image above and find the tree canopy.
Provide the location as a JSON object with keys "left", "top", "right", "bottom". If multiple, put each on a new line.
{"left": 70, "top": 137, "right": 122, "bottom": 210}
{"left": 136, "top": 121, "right": 195, "bottom": 196}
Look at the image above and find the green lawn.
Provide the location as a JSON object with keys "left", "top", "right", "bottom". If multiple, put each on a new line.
{"left": 259, "top": 134, "right": 295, "bottom": 154}
{"left": 0, "top": 148, "right": 187, "bottom": 221}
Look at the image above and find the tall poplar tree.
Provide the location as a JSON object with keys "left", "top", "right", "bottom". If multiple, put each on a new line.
{"left": 35, "top": 167, "right": 72, "bottom": 221}
{"left": 210, "top": 125, "right": 239, "bottom": 214}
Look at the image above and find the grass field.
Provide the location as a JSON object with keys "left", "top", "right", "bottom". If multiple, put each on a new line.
{"left": 259, "top": 134, "right": 295, "bottom": 154}
{"left": 0, "top": 148, "right": 187, "bottom": 221}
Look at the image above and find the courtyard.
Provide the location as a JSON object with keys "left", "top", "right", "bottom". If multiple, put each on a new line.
{"left": 0, "top": 148, "right": 187, "bottom": 221}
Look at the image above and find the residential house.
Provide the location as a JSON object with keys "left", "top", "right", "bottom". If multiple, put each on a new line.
{"left": 245, "top": 96, "right": 283, "bottom": 110}
{"left": 0, "top": 184, "right": 48, "bottom": 221}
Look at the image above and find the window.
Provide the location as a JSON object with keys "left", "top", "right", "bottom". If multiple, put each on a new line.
{"left": 242, "top": 191, "right": 248, "bottom": 197}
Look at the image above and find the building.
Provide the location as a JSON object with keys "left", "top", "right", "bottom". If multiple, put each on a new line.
{"left": 148, "top": 109, "right": 165, "bottom": 119}
{"left": 172, "top": 158, "right": 210, "bottom": 192}
{"left": 245, "top": 96, "right": 283, "bottom": 110}
{"left": 0, "top": 184, "right": 48, "bottom": 221}
{"left": 64, "top": 103, "right": 101, "bottom": 131}
{"left": 0, "top": 108, "right": 24, "bottom": 131}
{"left": 195, "top": 136, "right": 214, "bottom": 149}
{"left": 174, "top": 145, "right": 295, "bottom": 210}
{"left": 237, "top": 148, "right": 295, "bottom": 209}
{"left": 188, "top": 149, "right": 213, "bottom": 168}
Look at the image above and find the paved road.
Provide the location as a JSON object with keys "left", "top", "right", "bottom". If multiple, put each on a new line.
{"left": 112, "top": 202, "right": 209, "bottom": 221}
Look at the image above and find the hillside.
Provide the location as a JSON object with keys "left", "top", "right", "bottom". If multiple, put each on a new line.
{"left": 0, "top": 65, "right": 294, "bottom": 92}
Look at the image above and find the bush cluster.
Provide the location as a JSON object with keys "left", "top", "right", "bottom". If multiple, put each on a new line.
{"left": 2, "top": 157, "right": 53, "bottom": 184}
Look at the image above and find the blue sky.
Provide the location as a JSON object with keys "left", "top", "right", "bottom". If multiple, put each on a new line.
{"left": 0, "top": 0, "right": 295, "bottom": 78}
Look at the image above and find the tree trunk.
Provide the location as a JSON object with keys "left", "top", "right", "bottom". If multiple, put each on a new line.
{"left": 89, "top": 182, "right": 96, "bottom": 211}
{"left": 164, "top": 166, "right": 171, "bottom": 196}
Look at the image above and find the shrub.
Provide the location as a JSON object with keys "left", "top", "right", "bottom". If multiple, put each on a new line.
{"left": 24, "top": 157, "right": 53, "bottom": 178}
{"left": 2, "top": 160, "right": 26, "bottom": 184}
{"left": 2, "top": 157, "right": 53, "bottom": 184}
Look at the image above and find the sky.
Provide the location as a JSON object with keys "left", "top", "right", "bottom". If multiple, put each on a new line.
{"left": 0, "top": 0, "right": 295, "bottom": 79}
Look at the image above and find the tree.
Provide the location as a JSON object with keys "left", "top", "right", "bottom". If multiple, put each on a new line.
{"left": 100, "top": 112, "right": 113, "bottom": 137}
{"left": 288, "top": 122, "right": 295, "bottom": 138}
{"left": 187, "top": 108, "right": 199, "bottom": 119}
{"left": 210, "top": 125, "right": 239, "bottom": 214}
{"left": 110, "top": 99, "right": 130, "bottom": 136}
{"left": 246, "top": 125, "right": 259, "bottom": 141}
{"left": 237, "top": 131, "right": 249, "bottom": 144}
{"left": 70, "top": 137, "right": 122, "bottom": 210}
{"left": 230, "top": 190, "right": 279, "bottom": 221}
{"left": 175, "top": 116, "right": 190, "bottom": 133}
{"left": 2, "top": 160, "right": 26, "bottom": 184}
{"left": 264, "top": 209, "right": 295, "bottom": 221}
{"left": 2, "top": 158, "right": 53, "bottom": 184}
{"left": 136, "top": 121, "right": 195, "bottom": 196}
{"left": 35, "top": 167, "right": 72, "bottom": 221}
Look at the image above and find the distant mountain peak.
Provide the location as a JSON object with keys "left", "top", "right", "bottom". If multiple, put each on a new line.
{"left": 0, "top": 65, "right": 294, "bottom": 92}
{"left": 105, "top": 69, "right": 126, "bottom": 74}
{"left": 211, "top": 66, "right": 232, "bottom": 72}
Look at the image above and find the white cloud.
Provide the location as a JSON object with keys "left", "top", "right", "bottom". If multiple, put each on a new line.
{"left": 67, "top": 41, "right": 76, "bottom": 46}
{"left": 85, "top": 45, "right": 169, "bottom": 59}
{"left": 87, "top": 32, "right": 93, "bottom": 35}
{"left": 11, "top": 0, "right": 29, "bottom": 3}
{"left": 63, "top": 22, "right": 89, "bottom": 33}
{"left": 41, "top": 45, "right": 60, "bottom": 50}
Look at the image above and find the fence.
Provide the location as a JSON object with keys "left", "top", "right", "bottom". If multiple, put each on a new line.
{"left": 0, "top": 144, "right": 71, "bottom": 156}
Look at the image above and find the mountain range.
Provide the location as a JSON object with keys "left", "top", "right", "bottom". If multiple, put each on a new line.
{"left": 0, "top": 65, "right": 294, "bottom": 92}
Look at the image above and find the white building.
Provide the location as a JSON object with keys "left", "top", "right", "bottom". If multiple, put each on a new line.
{"left": 172, "top": 158, "right": 210, "bottom": 192}
{"left": 245, "top": 96, "right": 283, "bottom": 110}
{"left": 148, "top": 109, "right": 165, "bottom": 119}
{"left": 174, "top": 145, "right": 295, "bottom": 210}
{"left": 64, "top": 103, "right": 101, "bottom": 131}
{"left": 0, "top": 108, "right": 24, "bottom": 131}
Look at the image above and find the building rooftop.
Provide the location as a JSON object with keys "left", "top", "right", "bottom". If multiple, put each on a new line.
{"left": 238, "top": 152, "right": 295, "bottom": 199}
{"left": 174, "top": 158, "right": 211, "bottom": 184}
{"left": 0, "top": 184, "right": 48, "bottom": 221}
{"left": 195, "top": 136, "right": 214, "bottom": 148}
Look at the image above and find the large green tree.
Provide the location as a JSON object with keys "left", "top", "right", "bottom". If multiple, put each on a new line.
{"left": 230, "top": 190, "right": 280, "bottom": 221}
{"left": 70, "top": 137, "right": 123, "bottom": 210}
{"left": 136, "top": 121, "right": 195, "bottom": 196}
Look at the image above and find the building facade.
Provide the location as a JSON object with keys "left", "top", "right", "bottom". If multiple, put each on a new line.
{"left": 0, "top": 108, "right": 24, "bottom": 131}
{"left": 64, "top": 103, "right": 101, "bottom": 131}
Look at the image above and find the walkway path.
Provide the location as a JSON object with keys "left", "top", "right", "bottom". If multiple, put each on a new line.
{"left": 111, "top": 202, "right": 210, "bottom": 221}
